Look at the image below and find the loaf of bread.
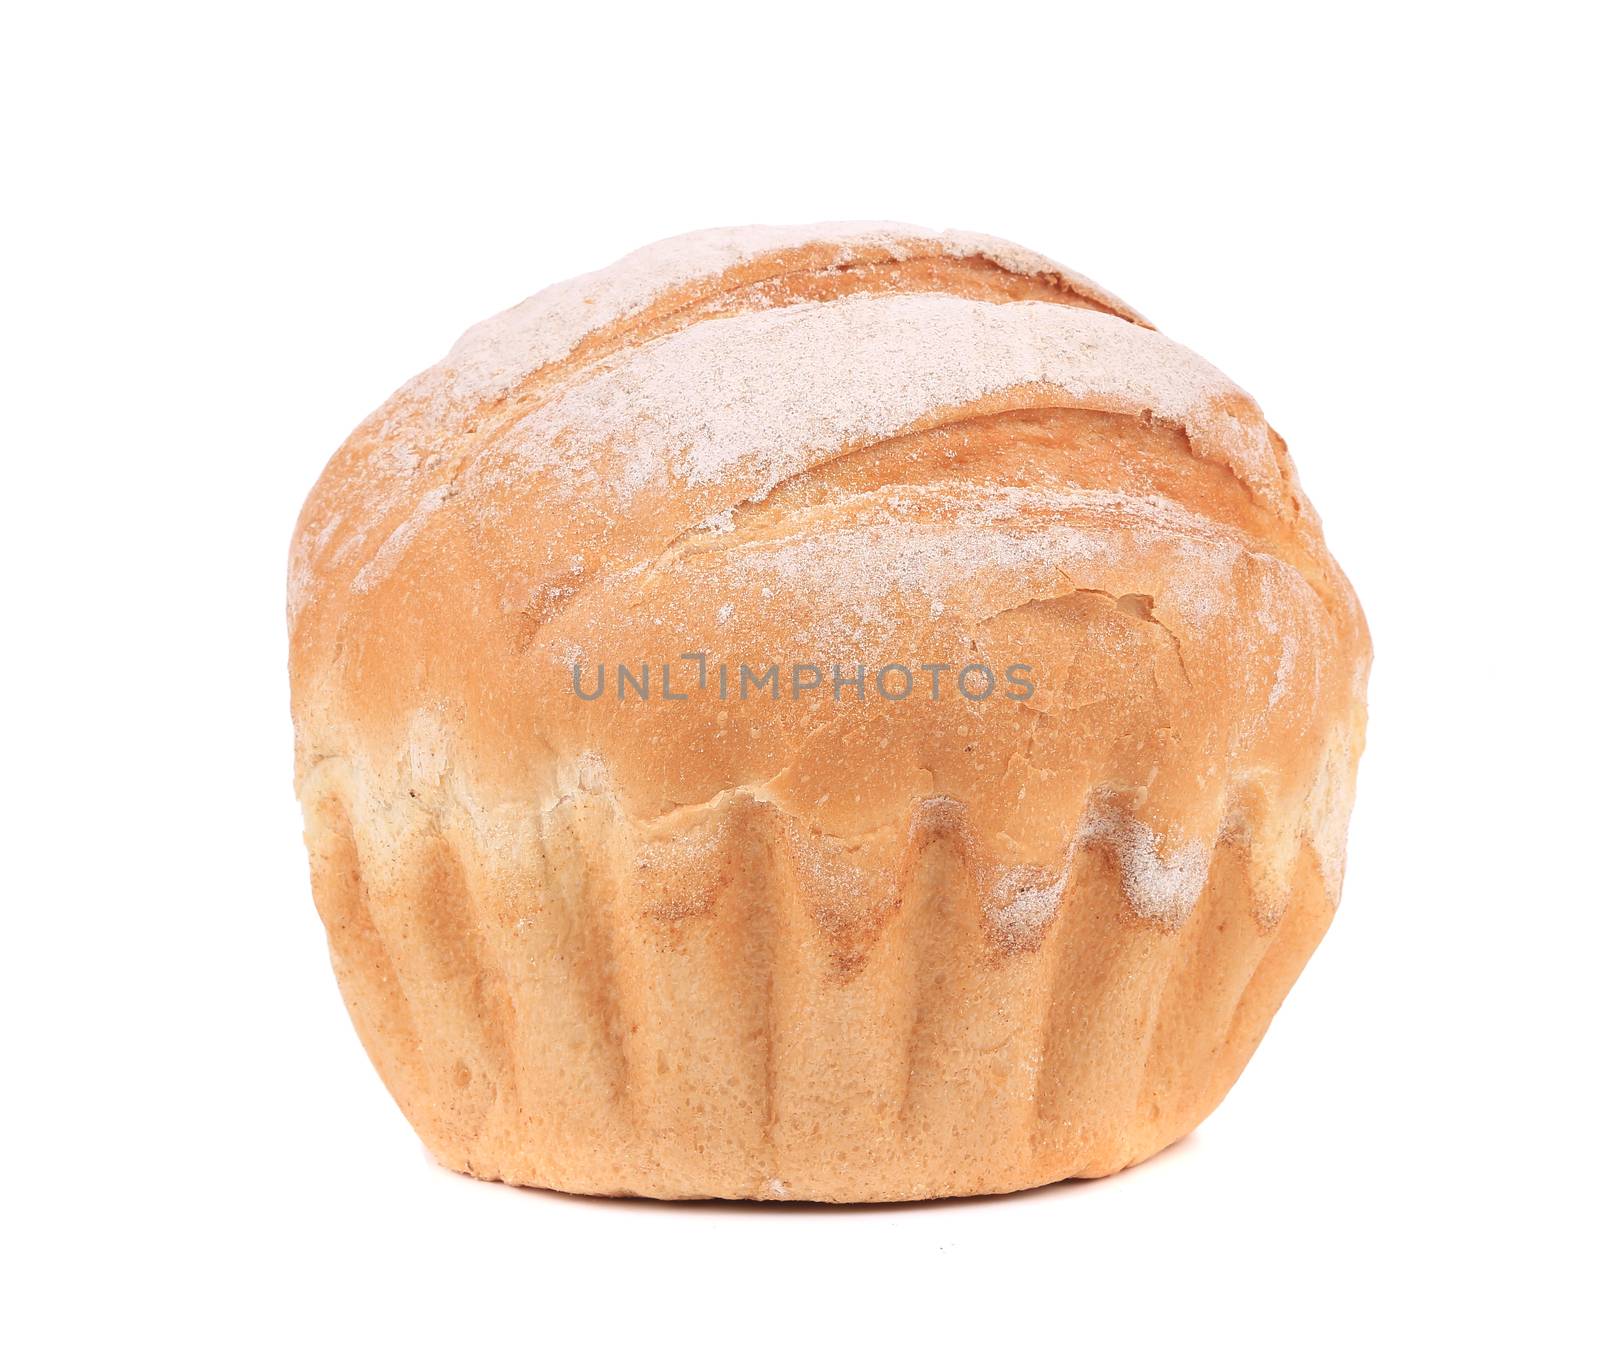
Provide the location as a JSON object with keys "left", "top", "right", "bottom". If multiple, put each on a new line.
{"left": 289, "top": 223, "right": 1369, "bottom": 1200}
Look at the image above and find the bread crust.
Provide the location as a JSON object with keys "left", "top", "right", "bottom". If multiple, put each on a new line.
{"left": 290, "top": 223, "right": 1368, "bottom": 1200}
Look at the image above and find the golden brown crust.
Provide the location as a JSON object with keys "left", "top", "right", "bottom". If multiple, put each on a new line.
{"left": 289, "top": 223, "right": 1369, "bottom": 1200}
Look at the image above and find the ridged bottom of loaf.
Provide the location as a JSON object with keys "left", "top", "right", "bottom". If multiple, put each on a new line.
{"left": 301, "top": 761, "right": 1334, "bottom": 1202}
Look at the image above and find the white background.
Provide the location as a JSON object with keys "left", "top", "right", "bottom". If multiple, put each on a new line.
{"left": 6, "top": 3, "right": 1594, "bottom": 1350}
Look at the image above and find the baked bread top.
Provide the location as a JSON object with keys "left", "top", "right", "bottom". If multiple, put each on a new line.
{"left": 289, "top": 223, "right": 1368, "bottom": 951}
